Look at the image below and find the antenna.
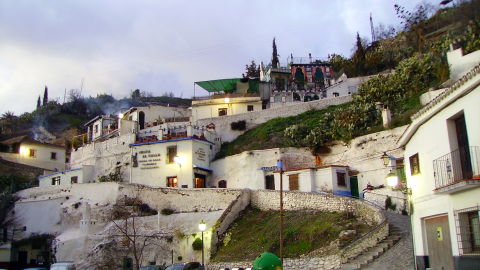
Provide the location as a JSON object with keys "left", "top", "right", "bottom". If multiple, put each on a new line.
{"left": 80, "top": 78, "right": 85, "bottom": 95}
{"left": 370, "top": 13, "right": 376, "bottom": 43}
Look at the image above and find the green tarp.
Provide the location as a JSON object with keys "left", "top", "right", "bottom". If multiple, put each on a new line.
{"left": 195, "top": 78, "right": 242, "bottom": 92}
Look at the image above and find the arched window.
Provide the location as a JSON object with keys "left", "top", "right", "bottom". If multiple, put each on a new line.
{"left": 218, "top": 180, "right": 227, "bottom": 188}
{"left": 138, "top": 111, "right": 145, "bottom": 130}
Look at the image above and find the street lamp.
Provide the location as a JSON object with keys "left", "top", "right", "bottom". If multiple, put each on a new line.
{"left": 198, "top": 220, "right": 206, "bottom": 266}
{"left": 386, "top": 171, "right": 399, "bottom": 187}
{"left": 381, "top": 152, "right": 390, "bottom": 167}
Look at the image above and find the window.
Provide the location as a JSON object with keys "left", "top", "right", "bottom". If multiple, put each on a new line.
{"left": 218, "top": 180, "right": 227, "bottom": 188}
{"left": 51, "top": 177, "right": 60, "bottom": 186}
{"left": 265, "top": 175, "right": 275, "bottom": 190}
{"left": 71, "top": 176, "right": 78, "bottom": 184}
{"left": 166, "top": 176, "right": 178, "bottom": 188}
{"left": 288, "top": 174, "right": 299, "bottom": 191}
{"left": 409, "top": 153, "right": 420, "bottom": 175}
{"left": 455, "top": 206, "right": 480, "bottom": 254}
{"left": 50, "top": 152, "right": 57, "bottom": 160}
{"left": 333, "top": 92, "right": 340, "bottom": 97}
{"left": 94, "top": 124, "right": 99, "bottom": 133}
{"left": 218, "top": 108, "right": 227, "bottom": 116}
{"left": 247, "top": 105, "right": 254, "bottom": 112}
{"left": 167, "top": 146, "right": 177, "bottom": 164}
{"left": 29, "top": 149, "right": 36, "bottom": 158}
{"left": 337, "top": 172, "right": 346, "bottom": 187}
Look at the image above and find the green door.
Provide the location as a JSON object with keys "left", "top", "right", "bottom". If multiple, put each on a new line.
{"left": 350, "top": 176, "right": 359, "bottom": 198}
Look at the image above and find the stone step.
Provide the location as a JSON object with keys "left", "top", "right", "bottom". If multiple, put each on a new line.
{"left": 339, "top": 263, "right": 360, "bottom": 270}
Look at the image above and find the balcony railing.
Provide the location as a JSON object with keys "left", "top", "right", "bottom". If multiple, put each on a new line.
{"left": 433, "top": 146, "right": 480, "bottom": 192}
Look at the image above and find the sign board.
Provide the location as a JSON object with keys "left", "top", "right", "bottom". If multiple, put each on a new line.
{"left": 137, "top": 150, "right": 162, "bottom": 169}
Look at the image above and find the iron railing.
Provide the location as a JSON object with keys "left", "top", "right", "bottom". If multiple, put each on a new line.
{"left": 433, "top": 146, "right": 480, "bottom": 189}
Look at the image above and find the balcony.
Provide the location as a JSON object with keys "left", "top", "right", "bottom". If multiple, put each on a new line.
{"left": 433, "top": 146, "right": 480, "bottom": 194}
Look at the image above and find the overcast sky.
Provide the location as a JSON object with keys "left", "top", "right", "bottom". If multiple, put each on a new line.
{"left": 0, "top": 0, "right": 438, "bottom": 115}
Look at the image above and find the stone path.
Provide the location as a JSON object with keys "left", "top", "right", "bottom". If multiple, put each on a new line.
{"left": 362, "top": 211, "right": 415, "bottom": 270}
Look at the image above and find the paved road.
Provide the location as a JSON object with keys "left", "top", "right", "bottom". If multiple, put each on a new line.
{"left": 363, "top": 211, "right": 415, "bottom": 270}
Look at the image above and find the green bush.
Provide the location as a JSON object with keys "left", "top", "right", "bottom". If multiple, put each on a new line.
{"left": 192, "top": 238, "right": 203, "bottom": 251}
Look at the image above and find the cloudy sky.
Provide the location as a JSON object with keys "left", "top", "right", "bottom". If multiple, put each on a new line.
{"left": 0, "top": 0, "right": 437, "bottom": 115}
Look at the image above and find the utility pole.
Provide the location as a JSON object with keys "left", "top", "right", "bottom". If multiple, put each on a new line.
{"left": 277, "top": 158, "right": 284, "bottom": 265}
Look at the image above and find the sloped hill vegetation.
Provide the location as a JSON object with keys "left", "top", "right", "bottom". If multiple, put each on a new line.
{"left": 212, "top": 207, "right": 371, "bottom": 262}
{"left": 217, "top": 1, "right": 480, "bottom": 158}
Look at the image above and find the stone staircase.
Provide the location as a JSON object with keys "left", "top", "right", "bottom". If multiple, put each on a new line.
{"left": 339, "top": 223, "right": 403, "bottom": 270}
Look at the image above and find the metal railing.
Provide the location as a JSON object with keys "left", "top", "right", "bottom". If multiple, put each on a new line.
{"left": 433, "top": 146, "right": 480, "bottom": 189}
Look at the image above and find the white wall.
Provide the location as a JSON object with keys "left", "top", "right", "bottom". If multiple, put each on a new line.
{"left": 325, "top": 76, "right": 369, "bottom": 98}
{"left": 38, "top": 166, "right": 95, "bottom": 187}
{"left": 130, "top": 138, "right": 213, "bottom": 188}
{"left": 447, "top": 47, "right": 480, "bottom": 80}
{"left": 0, "top": 142, "right": 66, "bottom": 171}
{"left": 403, "top": 78, "right": 480, "bottom": 257}
{"left": 192, "top": 97, "right": 262, "bottom": 122}
{"left": 126, "top": 105, "right": 190, "bottom": 125}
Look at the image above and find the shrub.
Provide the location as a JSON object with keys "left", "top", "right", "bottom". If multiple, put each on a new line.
{"left": 192, "top": 238, "right": 203, "bottom": 251}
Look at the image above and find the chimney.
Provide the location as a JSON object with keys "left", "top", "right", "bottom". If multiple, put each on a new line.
{"left": 309, "top": 53, "right": 312, "bottom": 64}
{"left": 382, "top": 107, "right": 392, "bottom": 128}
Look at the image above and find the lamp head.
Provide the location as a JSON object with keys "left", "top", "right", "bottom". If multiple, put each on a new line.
{"left": 198, "top": 220, "right": 206, "bottom": 232}
{"left": 386, "top": 172, "right": 399, "bottom": 187}
{"left": 381, "top": 152, "right": 390, "bottom": 167}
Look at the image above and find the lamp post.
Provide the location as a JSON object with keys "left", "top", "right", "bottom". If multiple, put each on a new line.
{"left": 198, "top": 220, "right": 206, "bottom": 266}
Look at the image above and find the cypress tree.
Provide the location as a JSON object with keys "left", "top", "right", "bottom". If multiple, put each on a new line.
{"left": 37, "top": 96, "right": 41, "bottom": 108}
{"left": 43, "top": 86, "right": 48, "bottom": 106}
{"left": 272, "top": 38, "right": 279, "bottom": 68}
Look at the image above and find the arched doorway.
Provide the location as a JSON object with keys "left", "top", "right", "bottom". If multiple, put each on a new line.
{"left": 138, "top": 111, "right": 145, "bottom": 130}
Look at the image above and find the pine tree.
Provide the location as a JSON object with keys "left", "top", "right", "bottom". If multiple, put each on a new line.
{"left": 272, "top": 38, "right": 279, "bottom": 68}
{"left": 43, "top": 86, "right": 49, "bottom": 106}
{"left": 37, "top": 96, "right": 41, "bottom": 108}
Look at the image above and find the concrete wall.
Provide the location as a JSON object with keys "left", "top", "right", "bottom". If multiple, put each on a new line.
{"left": 447, "top": 47, "right": 480, "bottom": 80}
{"left": 196, "top": 95, "right": 352, "bottom": 142}
{"left": 70, "top": 133, "right": 135, "bottom": 181}
{"left": 363, "top": 188, "right": 407, "bottom": 214}
{"left": 402, "top": 68, "right": 480, "bottom": 257}
{"left": 0, "top": 142, "right": 66, "bottom": 171}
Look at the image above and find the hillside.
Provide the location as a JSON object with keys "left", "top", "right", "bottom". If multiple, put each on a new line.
{"left": 217, "top": 2, "right": 480, "bottom": 158}
{"left": 212, "top": 207, "right": 371, "bottom": 262}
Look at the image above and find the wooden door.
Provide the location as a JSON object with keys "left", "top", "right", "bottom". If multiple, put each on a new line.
{"left": 288, "top": 174, "right": 299, "bottom": 191}
{"left": 425, "top": 215, "right": 454, "bottom": 270}
{"left": 455, "top": 115, "right": 472, "bottom": 179}
{"left": 350, "top": 176, "right": 359, "bottom": 198}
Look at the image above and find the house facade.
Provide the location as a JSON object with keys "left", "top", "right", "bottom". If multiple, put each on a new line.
{"left": 0, "top": 135, "right": 66, "bottom": 171}
{"left": 38, "top": 166, "right": 95, "bottom": 187}
{"left": 398, "top": 48, "right": 480, "bottom": 270}
{"left": 130, "top": 136, "right": 214, "bottom": 188}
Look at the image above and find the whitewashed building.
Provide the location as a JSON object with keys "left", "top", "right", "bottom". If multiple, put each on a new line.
{"left": 38, "top": 166, "right": 95, "bottom": 187}
{"left": 398, "top": 48, "right": 480, "bottom": 270}
{"left": 130, "top": 136, "right": 214, "bottom": 188}
{"left": 0, "top": 135, "right": 66, "bottom": 171}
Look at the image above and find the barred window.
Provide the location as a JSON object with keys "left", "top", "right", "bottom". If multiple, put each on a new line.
{"left": 455, "top": 206, "right": 480, "bottom": 255}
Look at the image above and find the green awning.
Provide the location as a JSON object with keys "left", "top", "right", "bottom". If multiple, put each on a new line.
{"left": 195, "top": 78, "right": 242, "bottom": 92}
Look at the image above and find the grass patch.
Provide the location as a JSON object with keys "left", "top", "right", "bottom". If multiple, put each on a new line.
{"left": 212, "top": 207, "right": 371, "bottom": 262}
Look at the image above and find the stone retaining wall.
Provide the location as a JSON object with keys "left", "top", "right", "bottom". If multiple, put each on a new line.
{"left": 209, "top": 190, "right": 387, "bottom": 270}
{"left": 197, "top": 95, "right": 352, "bottom": 142}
